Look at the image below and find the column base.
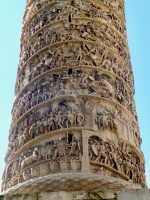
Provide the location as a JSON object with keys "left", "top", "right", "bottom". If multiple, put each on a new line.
{"left": 1, "top": 189, "right": 150, "bottom": 200}
{"left": 1, "top": 173, "right": 141, "bottom": 195}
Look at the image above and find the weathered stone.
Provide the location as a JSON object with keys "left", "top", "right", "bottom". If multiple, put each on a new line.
{"left": 1, "top": 190, "right": 150, "bottom": 200}
{"left": 0, "top": 194, "right": 37, "bottom": 200}
{"left": 38, "top": 192, "right": 73, "bottom": 200}
{"left": 97, "top": 191, "right": 116, "bottom": 199}
{"left": 1, "top": 0, "right": 146, "bottom": 195}
{"left": 117, "top": 189, "right": 150, "bottom": 200}
{"left": 2, "top": 173, "right": 141, "bottom": 195}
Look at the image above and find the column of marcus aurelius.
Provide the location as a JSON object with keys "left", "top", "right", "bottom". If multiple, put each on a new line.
{"left": 1, "top": 0, "right": 147, "bottom": 195}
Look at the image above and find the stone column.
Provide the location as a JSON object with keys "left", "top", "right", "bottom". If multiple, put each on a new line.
{"left": 1, "top": 0, "right": 146, "bottom": 195}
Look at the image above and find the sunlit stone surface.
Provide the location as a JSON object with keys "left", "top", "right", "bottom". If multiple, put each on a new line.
{"left": 1, "top": 0, "right": 146, "bottom": 195}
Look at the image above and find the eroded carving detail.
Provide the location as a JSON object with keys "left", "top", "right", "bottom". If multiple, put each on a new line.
{"left": 3, "top": 133, "right": 82, "bottom": 191}
{"left": 2, "top": 0, "right": 146, "bottom": 193}
{"left": 89, "top": 136, "right": 146, "bottom": 188}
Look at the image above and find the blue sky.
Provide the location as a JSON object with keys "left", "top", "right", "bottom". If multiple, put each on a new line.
{"left": 0, "top": 0, "right": 149, "bottom": 188}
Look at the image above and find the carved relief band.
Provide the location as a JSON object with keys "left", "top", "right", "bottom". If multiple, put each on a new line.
{"left": 1, "top": 0, "right": 146, "bottom": 194}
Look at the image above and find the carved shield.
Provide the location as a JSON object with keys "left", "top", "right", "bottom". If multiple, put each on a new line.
{"left": 91, "top": 143, "right": 99, "bottom": 156}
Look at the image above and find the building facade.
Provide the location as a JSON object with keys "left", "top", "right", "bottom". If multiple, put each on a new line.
{"left": 1, "top": 0, "right": 146, "bottom": 194}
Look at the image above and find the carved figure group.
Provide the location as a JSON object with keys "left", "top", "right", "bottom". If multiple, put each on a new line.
{"left": 2, "top": 0, "right": 146, "bottom": 194}
{"left": 16, "top": 39, "right": 133, "bottom": 97}
{"left": 89, "top": 136, "right": 146, "bottom": 188}
{"left": 4, "top": 134, "right": 82, "bottom": 190}
{"left": 6, "top": 99, "right": 85, "bottom": 162}
{"left": 13, "top": 67, "right": 134, "bottom": 124}
{"left": 22, "top": 0, "right": 125, "bottom": 40}
{"left": 96, "top": 111, "right": 117, "bottom": 131}
{"left": 23, "top": 0, "right": 124, "bottom": 30}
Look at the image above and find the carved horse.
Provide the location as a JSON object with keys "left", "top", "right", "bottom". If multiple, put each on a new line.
{"left": 21, "top": 148, "right": 39, "bottom": 170}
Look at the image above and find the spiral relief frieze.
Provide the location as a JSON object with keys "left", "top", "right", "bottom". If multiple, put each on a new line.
{"left": 1, "top": 0, "right": 146, "bottom": 194}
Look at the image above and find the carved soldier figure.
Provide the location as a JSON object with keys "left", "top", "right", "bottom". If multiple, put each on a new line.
{"left": 47, "top": 113, "right": 55, "bottom": 131}
{"left": 29, "top": 110, "right": 35, "bottom": 126}
{"left": 47, "top": 141, "right": 54, "bottom": 160}
{"left": 53, "top": 138, "right": 68, "bottom": 160}
{"left": 45, "top": 32, "right": 51, "bottom": 46}
{"left": 96, "top": 112, "right": 104, "bottom": 131}
{"left": 23, "top": 127, "right": 29, "bottom": 143}
{"left": 109, "top": 146, "right": 119, "bottom": 170}
{"left": 68, "top": 136, "right": 79, "bottom": 158}
{"left": 29, "top": 124, "right": 36, "bottom": 140}
{"left": 35, "top": 121, "right": 41, "bottom": 137}
{"left": 39, "top": 143, "right": 47, "bottom": 161}
{"left": 76, "top": 46, "right": 83, "bottom": 61}
{"left": 65, "top": 110, "right": 75, "bottom": 128}
{"left": 58, "top": 137, "right": 68, "bottom": 158}
{"left": 76, "top": 112, "right": 84, "bottom": 126}
{"left": 107, "top": 113, "right": 114, "bottom": 130}
{"left": 95, "top": 141, "right": 107, "bottom": 165}
{"left": 18, "top": 133, "right": 25, "bottom": 149}
{"left": 55, "top": 111, "right": 64, "bottom": 129}
{"left": 39, "top": 118, "right": 46, "bottom": 134}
